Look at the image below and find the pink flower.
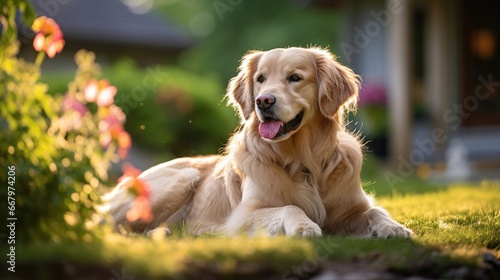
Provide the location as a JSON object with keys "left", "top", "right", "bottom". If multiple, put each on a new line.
{"left": 84, "top": 79, "right": 117, "bottom": 107}
{"left": 118, "top": 163, "right": 152, "bottom": 223}
{"left": 99, "top": 132, "right": 112, "bottom": 148}
{"left": 98, "top": 105, "right": 131, "bottom": 159}
{"left": 99, "top": 105, "right": 126, "bottom": 132}
{"left": 62, "top": 93, "right": 88, "bottom": 117}
{"left": 358, "top": 83, "right": 387, "bottom": 107}
{"left": 61, "top": 93, "right": 88, "bottom": 131}
{"left": 32, "top": 16, "right": 65, "bottom": 58}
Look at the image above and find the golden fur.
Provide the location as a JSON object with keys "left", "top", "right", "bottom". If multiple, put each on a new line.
{"left": 103, "top": 47, "right": 412, "bottom": 238}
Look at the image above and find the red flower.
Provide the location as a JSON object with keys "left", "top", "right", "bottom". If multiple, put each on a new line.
{"left": 84, "top": 79, "right": 117, "bottom": 107}
{"left": 117, "top": 131, "right": 131, "bottom": 159}
{"left": 32, "top": 16, "right": 65, "bottom": 58}
{"left": 98, "top": 105, "right": 131, "bottom": 158}
{"left": 118, "top": 163, "right": 152, "bottom": 223}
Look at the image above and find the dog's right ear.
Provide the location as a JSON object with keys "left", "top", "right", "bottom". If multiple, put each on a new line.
{"left": 313, "top": 48, "right": 361, "bottom": 122}
{"left": 226, "top": 50, "right": 263, "bottom": 122}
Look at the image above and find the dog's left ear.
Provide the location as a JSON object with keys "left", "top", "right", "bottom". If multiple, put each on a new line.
{"left": 226, "top": 50, "right": 263, "bottom": 123}
{"left": 313, "top": 49, "right": 361, "bottom": 120}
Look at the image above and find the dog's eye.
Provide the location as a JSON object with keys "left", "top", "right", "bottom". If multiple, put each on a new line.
{"left": 256, "top": 75, "right": 265, "bottom": 83}
{"left": 288, "top": 74, "right": 302, "bottom": 82}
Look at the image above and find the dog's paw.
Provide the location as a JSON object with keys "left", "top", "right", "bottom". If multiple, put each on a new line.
{"left": 285, "top": 221, "right": 323, "bottom": 237}
{"left": 281, "top": 205, "right": 322, "bottom": 237}
{"left": 370, "top": 220, "right": 413, "bottom": 238}
{"left": 146, "top": 227, "right": 172, "bottom": 239}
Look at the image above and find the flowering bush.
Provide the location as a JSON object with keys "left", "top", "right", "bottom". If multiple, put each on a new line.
{"left": 0, "top": 1, "right": 151, "bottom": 242}
{"left": 352, "top": 82, "right": 389, "bottom": 158}
{"left": 42, "top": 58, "right": 239, "bottom": 159}
{"left": 356, "top": 82, "right": 389, "bottom": 139}
{"left": 32, "top": 16, "right": 65, "bottom": 59}
{"left": 105, "top": 59, "right": 238, "bottom": 157}
{"left": 118, "top": 163, "right": 152, "bottom": 223}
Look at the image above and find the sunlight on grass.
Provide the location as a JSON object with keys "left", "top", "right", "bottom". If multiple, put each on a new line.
{"left": 379, "top": 181, "right": 500, "bottom": 249}
{"left": 17, "top": 181, "right": 499, "bottom": 279}
{"left": 19, "top": 233, "right": 316, "bottom": 278}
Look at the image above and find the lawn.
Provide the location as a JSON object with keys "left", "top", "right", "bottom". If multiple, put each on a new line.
{"left": 4, "top": 3, "right": 498, "bottom": 279}
{"left": 12, "top": 179, "right": 500, "bottom": 280}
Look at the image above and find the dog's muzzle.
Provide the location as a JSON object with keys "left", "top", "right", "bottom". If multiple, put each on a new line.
{"left": 258, "top": 111, "right": 304, "bottom": 140}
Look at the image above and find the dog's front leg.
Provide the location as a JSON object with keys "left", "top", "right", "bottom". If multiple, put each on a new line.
{"left": 225, "top": 202, "right": 322, "bottom": 237}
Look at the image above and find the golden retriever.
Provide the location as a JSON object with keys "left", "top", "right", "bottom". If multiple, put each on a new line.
{"left": 103, "top": 47, "right": 413, "bottom": 238}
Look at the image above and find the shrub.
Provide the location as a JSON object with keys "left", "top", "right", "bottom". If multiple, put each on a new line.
{"left": 43, "top": 58, "right": 239, "bottom": 158}
{"left": 1, "top": 1, "right": 235, "bottom": 243}
{"left": 0, "top": 2, "right": 131, "bottom": 242}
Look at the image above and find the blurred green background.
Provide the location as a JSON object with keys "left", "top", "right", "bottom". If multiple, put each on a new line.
{"left": 13, "top": 0, "right": 500, "bottom": 184}
{"left": 2, "top": 2, "right": 499, "bottom": 277}
{"left": 32, "top": 0, "right": 344, "bottom": 165}
{"left": 2, "top": 0, "right": 349, "bottom": 243}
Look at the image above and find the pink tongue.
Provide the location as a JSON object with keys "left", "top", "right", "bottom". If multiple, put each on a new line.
{"left": 259, "top": 120, "right": 283, "bottom": 139}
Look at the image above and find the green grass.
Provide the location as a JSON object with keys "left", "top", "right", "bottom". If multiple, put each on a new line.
{"left": 381, "top": 182, "right": 500, "bottom": 249}
{"left": 14, "top": 181, "right": 500, "bottom": 279}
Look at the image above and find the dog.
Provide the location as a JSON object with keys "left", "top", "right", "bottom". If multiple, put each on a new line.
{"left": 103, "top": 47, "right": 413, "bottom": 238}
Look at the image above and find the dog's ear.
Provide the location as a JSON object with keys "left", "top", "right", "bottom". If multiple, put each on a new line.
{"left": 313, "top": 49, "right": 361, "bottom": 120}
{"left": 226, "top": 50, "right": 263, "bottom": 122}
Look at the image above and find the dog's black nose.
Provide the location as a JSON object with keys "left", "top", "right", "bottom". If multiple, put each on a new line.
{"left": 256, "top": 94, "right": 276, "bottom": 111}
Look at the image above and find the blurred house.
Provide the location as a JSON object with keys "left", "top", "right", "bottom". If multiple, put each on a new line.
{"left": 19, "top": 0, "right": 192, "bottom": 69}
{"left": 328, "top": 0, "right": 500, "bottom": 180}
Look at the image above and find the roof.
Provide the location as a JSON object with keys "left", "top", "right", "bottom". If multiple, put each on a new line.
{"left": 31, "top": 0, "right": 193, "bottom": 49}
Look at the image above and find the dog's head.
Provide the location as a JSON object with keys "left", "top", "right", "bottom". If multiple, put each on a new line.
{"left": 227, "top": 47, "right": 360, "bottom": 142}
